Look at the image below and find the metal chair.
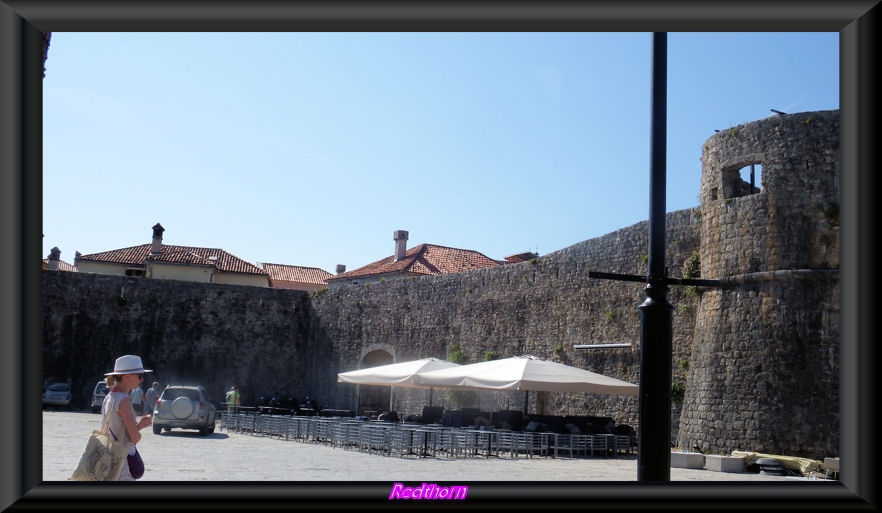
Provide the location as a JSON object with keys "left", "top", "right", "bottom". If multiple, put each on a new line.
{"left": 388, "top": 427, "right": 419, "bottom": 458}
{"left": 469, "top": 429, "right": 495, "bottom": 458}
{"left": 588, "top": 434, "right": 609, "bottom": 457}
{"left": 330, "top": 420, "right": 351, "bottom": 449}
{"left": 312, "top": 418, "right": 334, "bottom": 445}
{"left": 237, "top": 413, "right": 255, "bottom": 434}
{"left": 288, "top": 416, "right": 308, "bottom": 441}
{"left": 264, "top": 415, "right": 288, "bottom": 439}
{"left": 436, "top": 429, "right": 459, "bottom": 458}
{"left": 361, "top": 422, "right": 390, "bottom": 455}
{"left": 492, "top": 430, "right": 514, "bottom": 458}
{"left": 528, "top": 431, "right": 549, "bottom": 458}
{"left": 511, "top": 431, "right": 536, "bottom": 458}
{"left": 615, "top": 435, "right": 633, "bottom": 455}
{"left": 569, "top": 434, "right": 590, "bottom": 457}
{"left": 548, "top": 433, "right": 572, "bottom": 458}
{"left": 343, "top": 421, "right": 365, "bottom": 451}
{"left": 445, "top": 429, "right": 479, "bottom": 458}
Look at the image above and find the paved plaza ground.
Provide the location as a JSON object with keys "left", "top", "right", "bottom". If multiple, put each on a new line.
{"left": 19, "top": 410, "right": 851, "bottom": 510}
{"left": 42, "top": 409, "right": 797, "bottom": 482}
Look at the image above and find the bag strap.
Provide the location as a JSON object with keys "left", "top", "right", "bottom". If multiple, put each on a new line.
{"left": 98, "top": 399, "right": 113, "bottom": 434}
{"left": 104, "top": 393, "right": 133, "bottom": 445}
{"left": 99, "top": 392, "right": 119, "bottom": 439}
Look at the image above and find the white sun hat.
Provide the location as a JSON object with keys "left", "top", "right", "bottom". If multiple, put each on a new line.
{"left": 104, "top": 354, "right": 153, "bottom": 375}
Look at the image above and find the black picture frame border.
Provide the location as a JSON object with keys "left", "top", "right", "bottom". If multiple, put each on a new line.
{"left": 2, "top": 1, "right": 877, "bottom": 510}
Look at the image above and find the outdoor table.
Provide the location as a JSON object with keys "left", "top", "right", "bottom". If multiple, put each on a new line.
{"left": 412, "top": 425, "right": 445, "bottom": 457}
{"left": 400, "top": 425, "right": 437, "bottom": 457}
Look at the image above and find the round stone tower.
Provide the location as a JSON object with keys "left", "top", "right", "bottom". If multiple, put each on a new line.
{"left": 676, "top": 110, "right": 840, "bottom": 460}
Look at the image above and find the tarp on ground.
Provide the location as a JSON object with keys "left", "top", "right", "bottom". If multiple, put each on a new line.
{"left": 731, "top": 450, "right": 824, "bottom": 475}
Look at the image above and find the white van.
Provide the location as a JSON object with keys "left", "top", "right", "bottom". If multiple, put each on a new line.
{"left": 90, "top": 380, "right": 108, "bottom": 413}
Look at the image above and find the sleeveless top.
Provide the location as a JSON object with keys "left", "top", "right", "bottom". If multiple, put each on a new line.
{"left": 101, "top": 390, "right": 138, "bottom": 480}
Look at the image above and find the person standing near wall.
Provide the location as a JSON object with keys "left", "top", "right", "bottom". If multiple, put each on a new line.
{"left": 226, "top": 386, "right": 240, "bottom": 414}
{"left": 144, "top": 381, "right": 161, "bottom": 416}
{"left": 130, "top": 383, "right": 144, "bottom": 416}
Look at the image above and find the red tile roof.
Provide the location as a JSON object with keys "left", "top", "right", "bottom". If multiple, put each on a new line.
{"left": 42, "top": 259, "right": 78, "bottom": 272}
{"left": 77, "top": 244, "right": 267, "bottom": 276}
{"left": 326, "top": 243, "right": 501, "bottom": 282}
{"left": 260, "top": 263, "right": 334, "bottom": 285}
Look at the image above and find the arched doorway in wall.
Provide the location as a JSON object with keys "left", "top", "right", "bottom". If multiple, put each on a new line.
{"left": 357, "top": 350, "right": 393, "bottom": 417}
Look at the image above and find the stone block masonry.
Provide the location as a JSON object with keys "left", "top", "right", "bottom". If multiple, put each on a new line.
{"left": 42, "top": 110, "right": 839, "bottom": 461}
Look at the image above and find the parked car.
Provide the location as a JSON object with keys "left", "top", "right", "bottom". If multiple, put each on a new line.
{"left": 152, "top": 385, "right": 216, "bottom": 436}
{"left": 90, "top": 380, "right": 108, "bottom": 413}
{"left": 42, "top": 382, "right": 72, "bottom": 409}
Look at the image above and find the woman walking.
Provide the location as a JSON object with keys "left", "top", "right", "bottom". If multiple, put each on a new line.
{"left": 102, "top": 354, "right": 154, "bottom": 481}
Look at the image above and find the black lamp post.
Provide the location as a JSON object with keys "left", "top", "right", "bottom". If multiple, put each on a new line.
{"left": 637, "top": 31, "right": 673, "bottom": 482}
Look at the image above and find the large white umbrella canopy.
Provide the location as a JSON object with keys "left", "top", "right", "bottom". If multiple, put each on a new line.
{"left": 337, "top": 357, "right": 461, "bottom": 388}
{"left": 338, "top": 357, "right": 462, "bottom": 410}
{"left": 416, "top": 354, "right": 638, "bottom": 395}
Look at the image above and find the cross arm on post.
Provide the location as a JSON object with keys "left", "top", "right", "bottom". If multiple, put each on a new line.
{"left": 588, "top": 270, "right": 723, "bottom": 289}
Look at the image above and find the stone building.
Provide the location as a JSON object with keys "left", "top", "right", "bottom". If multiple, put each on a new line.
{"left": 75, "top": 223, "right": 270, "bottom": 286}
{"left": 325, "top": 230, "right": 507, "bottom": 289}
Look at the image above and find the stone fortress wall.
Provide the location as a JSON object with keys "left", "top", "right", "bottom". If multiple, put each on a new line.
{"left": 679, "top": 109, "right": 839, "bottom": 457}
{"left": 41, "top": 110, "right": 839, "bottom": 460}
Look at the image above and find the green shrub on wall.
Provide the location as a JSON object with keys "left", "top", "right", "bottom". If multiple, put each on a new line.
{"left": 448, "top": 344, "right": 468, "bottom": 364}
{"left": 671, "top": 380, "right": 685, "bottom": 404}
{"left": 681, "top": 250, "right": 701, "bottom": 297}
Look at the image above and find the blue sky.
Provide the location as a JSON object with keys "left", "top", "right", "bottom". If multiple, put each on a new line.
{"left": 42, "top": 32, "right": 838, "bottom": 273}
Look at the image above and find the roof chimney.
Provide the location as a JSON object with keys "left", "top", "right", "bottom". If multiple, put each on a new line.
{"left": 336, "top": 264, "right": 346, "bottom": 275}
{"left": 393, "top": 230, "right": 409, "bottom": 262}
{"left": 48, "top": 247, "right": 61, "bottom": 271}
{"left": 151, "top": 223, "right": 164, "bottom": 254}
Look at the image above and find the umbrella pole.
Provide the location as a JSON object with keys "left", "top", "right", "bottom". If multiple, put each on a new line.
{"left": 429, "top": 387, "right": 433, "bottom": 407}
{"left": 524, "top": 390, "right": 529, "bottom": 415}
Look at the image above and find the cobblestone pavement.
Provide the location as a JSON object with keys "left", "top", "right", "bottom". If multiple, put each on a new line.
{"left": 42, "top": 410, "right": 799, "bottom": 483}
